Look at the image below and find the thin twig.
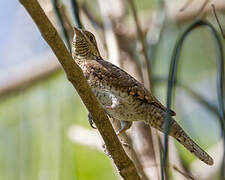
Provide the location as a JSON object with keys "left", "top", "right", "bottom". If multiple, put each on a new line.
{"left": 128, "top": 0, "right": 152, "bottom": 91}
{"left": 195, "top": 0, "right": 209, "bottom": 19}
{"left": 56, "top": 2, "right": 74, "bottom": 42}
{"left": 52, "top": 0, "right": 72, "bottom": 51}
{"left": 81, "top": 2, "right": 103, "bottom": 30}
{"left": 212, "top": 4, "right": 225, "bottom": 39}
{"left": 180, "top": 0, "right": 194, "bottom": 12}
{"left": 111, "top": 118, "right": 150, "bottom": 180}
{"left": 128, "top": 1, "right": 161, "bottom": 179}
{"left": 70, "top": 0, "right": 82, "bottom": 28}
{"left": 171, "top": 0, "right": 225, "bottom": 23}
{"left": 18, "top": 0, "right": 141, "bottom": 179}
{"left": 172, "top": 165, "right": 197, "bottom": 180}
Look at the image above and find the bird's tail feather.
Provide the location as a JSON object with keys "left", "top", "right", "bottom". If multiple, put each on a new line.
{"left": 169, "top": 119, "right": 213, "bottom": 165}
{"left": 148, "top": 118, "right": 214, "bottom": 165}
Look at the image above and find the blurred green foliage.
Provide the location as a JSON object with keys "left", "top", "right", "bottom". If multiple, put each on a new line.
{"left": 0, "top": 73, "right": 116, "bottom": 180}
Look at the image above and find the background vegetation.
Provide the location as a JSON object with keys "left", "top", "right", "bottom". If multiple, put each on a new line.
{"left": 0, "top": 0, "right": 224, "bottom": 179}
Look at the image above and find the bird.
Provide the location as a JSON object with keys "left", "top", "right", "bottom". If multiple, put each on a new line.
{"left": 72, "top": 27, "right": 213, "bottom": 166}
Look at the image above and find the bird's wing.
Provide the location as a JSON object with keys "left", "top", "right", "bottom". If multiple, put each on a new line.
{"left": 86, "top": 59, "right": 175, "bottom": 116}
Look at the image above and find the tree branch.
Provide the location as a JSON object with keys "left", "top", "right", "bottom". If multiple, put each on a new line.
{"left": 18, "top": 0, "right": 141, "bottom": 179}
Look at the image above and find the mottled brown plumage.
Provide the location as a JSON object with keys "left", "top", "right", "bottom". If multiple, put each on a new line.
{"left": 72, "top": 27, "right": 213, "bottom": 166}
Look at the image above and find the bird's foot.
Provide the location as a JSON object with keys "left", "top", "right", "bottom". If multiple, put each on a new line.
{"left": 120, "top": 141, "right": 130, "bottom": 148}
{"left": 116, "top": 120, "right": 133, "bottom": 136}
{"left": 102, "top": 144, "right": 112, "bottom": 158}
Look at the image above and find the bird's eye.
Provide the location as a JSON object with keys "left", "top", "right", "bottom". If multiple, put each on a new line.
{"left": 89, "top": 35, "right": 94, "bottom": 42}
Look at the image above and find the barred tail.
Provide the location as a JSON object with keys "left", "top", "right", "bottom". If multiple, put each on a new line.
{"left": 168, "top": 119, "right": 213, "bottom": 165}
{"left": 147, "top": 117, "right": 214, "bottom": 165}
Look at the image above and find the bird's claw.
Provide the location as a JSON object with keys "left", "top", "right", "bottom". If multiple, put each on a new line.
{"left": 102, "top": 144, "right": 112, "bottom": 158}
{"left": 88, "top": 113, "right": 97, "bottom": 129}
{"left": 116, "top": 120, "right": 133, "bottom": 136}
{"left": 120, "top": 141, "right": 130, "bottom": 148}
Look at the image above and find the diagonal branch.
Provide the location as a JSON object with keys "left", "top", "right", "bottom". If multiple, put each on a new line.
{"left": 18, "top": 0, "right": 141, "bottom": 179}
{"left": 212, "top": 4, "right": 225, "bottom": 39}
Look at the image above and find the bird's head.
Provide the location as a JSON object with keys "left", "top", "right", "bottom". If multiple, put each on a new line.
{"left": 72, "top": 27, "right": 102, "bottom": 60}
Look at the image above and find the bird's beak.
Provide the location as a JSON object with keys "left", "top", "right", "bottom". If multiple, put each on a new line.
{"left": 73, "top": 27, "right": 86, "bottom": 43}
{"left": 74, "top": 27, "right": 83, "bottom": 35}
{"left": 73, "top": 27, "right": 84, "bottom": 44}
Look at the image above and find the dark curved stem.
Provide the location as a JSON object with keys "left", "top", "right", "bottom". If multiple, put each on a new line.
{"left": 52, "top": 0, "right": 71, "bottom": 51}
{"left": 161, "top": 20, "right": 225, "bottom": 180}
{"left": 212, "top": 4, "right": 225, "bottom": 39}
{"left": 71, "top": 0, "right": 82, "bottom": 29}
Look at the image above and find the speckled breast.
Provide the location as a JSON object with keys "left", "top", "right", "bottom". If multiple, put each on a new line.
{"left": 87, "top": 76, "right": 151, "bottom": 122}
